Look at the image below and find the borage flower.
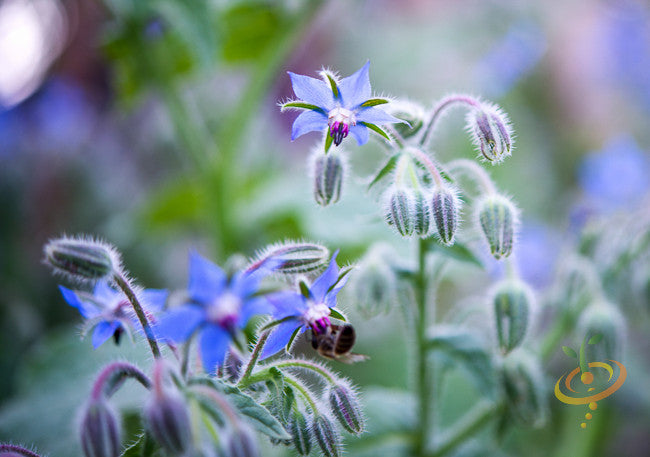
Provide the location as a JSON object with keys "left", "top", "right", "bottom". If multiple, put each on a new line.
{"left": 59, "top": 281, "right": 167, "bottom": 348}
{"left": 281, "top": 61, "right": 406, "bottom": 149}
{"left": 261, "top": 252, "right": 350, "bottom": 359}
{"left": 156, "top": 252, "right": 272, "bottom": 374}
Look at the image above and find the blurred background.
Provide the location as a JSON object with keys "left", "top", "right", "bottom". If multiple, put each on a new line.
{"left": 1, "top": 0, "right": 649, "bottom": 455}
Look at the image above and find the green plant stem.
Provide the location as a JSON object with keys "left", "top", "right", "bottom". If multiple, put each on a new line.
{"left": 113, "top": 272, "right": 161, "bottom": 358}
{"left": 415, "top": 237, "right": 431, "bottom": 456}
{"left": 267, "top": 359, "right": 337, "bottom": 384}
{"left": 283, "top": 374, "right": 318, "bottom": 412}
{"left": 239, "top": 330, "right": 270, "bottom": 382}
{"left": 419, "top": 95, "right": 481, "bottom": 148}
{"left": 431, "top": 400, "right": 499, "bottom": 457}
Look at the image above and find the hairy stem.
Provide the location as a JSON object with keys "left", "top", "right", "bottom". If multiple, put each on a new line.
{"left": 239, "top": 330, "right": 270, "bottom": 383}
{"left": 419, "top": 95, "right": 481, "bottom": 148}
{"left": 0, "top": 444, "right": 43, "bottom": 457}
{"left": 267, "top": 359, "right": 337, "bottom": 384}
{"left": 113, "top": 272, "right": 161, "bottom": 358}
{"left": 447, "top": 158, "right": 497, "bottom": 195}
{"left": 416, "top": 237, "right": 432, "bottom": 456}
{"left": 91, "top": 361, "right": 151, "bottom": 400}
{"left": 409, "top": 148, "right": 444, "bottom": 187}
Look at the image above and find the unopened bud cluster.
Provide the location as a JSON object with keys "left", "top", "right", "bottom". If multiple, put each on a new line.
{"left": 501, "top": 349, "right": 547, "bottom": 428}
{"left": 476, "top": 194, "right": 518, "bottom": 259}
{"left": 349, "top": 244, "right": 398, "bottom": 317}
{"left": 492, "top": 280, "right": 532, "bottom": 354}
{"left": 466, "top": 102, "right": 513, "bottom": 164}
{"left": 251, "top": 241, "right": 330, "bottom": 275}
{"left": 44, "top": 236, "right": 121, "bottom": 283}
{"left": 80, "top": 399, "right": 121, "bottom": 457}
{"left": 577, "top": 301, "right": 626, "bottom": 362}
{"left": 311, "top": 149, "right": 346, "bottom": 206}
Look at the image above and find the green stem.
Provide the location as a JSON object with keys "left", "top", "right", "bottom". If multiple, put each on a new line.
{"left": 419, "top": 95, "right": 481, "bottom": 148}
{"left": 239, "top": 330, "right": 270, "bottom": 382}
{"left": 266, "top": 359, "right": 337, "bottom": 384}
{"left": 447, "top": 159, "right": 497, "bottom": 195}
{"left": 432, "top": 400, "right": 499, "bottom": 457}
{"left": 113, "top": 272, "right": 161, "bottom": 359}
{"left": 284, "top": 374, "right": 318, "bottom": 412}
{"left": 416, "top": 237, "right": 431, "bottom": 456}
{"left": 409, "top": 148, "right": 444, "bottom": 187}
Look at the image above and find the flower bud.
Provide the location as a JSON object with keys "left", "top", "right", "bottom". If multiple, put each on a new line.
{"left": 413, "top": 189, "right": 432, "bottom": 237}
{"left": 466, "top": 103, "right": 513, "bottom": 163}
{"left": 577, "top": 301, "right": 626, "bottom": 362}
{"left": 385, "top": 100, "right": 426, "bottom": 139}
{"left": 329, "top": 383, "right": 364, "bottom": 435}
{"left": 492, "top": 280, "right": 532, "bottom": 354}
{"left": 225, "top": 427, "right": 260, "bottom": 457}
{"left": 144, "top": 390, "right": 192, "bottom": 454}
{"left": 44, "top": 236, "right": 119, "bottom": 282}
{"left": 312, "top": 150, "right": 345, "bottom": 206}
{"left": 349, "top": 244, "right": 398, "bottom": 317}
{"left": 289, "top": 410, "right": 311, "bottom": 455}
{"left": 251, "top": 241, "right": 330, "bottom": 275}
{"left": 501, "top": 349, "right": 547, "bottom": 428}
{"left": 475, "top": 194, "right": 518, "bottom": 259}
{"left": 554, "top": 255, "right": 598, "bottom": 312}
{"left": 384, "top": 187, "right": 416, "bottom": 237}
{"left": 312, "top": 415, "right": 342, "bottom": 457}
{"left": 431, "top": 185, "right": 461, "bottom": 245}
{"left": 79, "top": 398, "right": 122, "bottom": 457}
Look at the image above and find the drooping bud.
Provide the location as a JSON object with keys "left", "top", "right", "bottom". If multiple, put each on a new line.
{"left": 349, "top": 244, "right": 398, "bottom": 317}
{"left": 289, "top": 410, "right": 311, "bottom": 455}
{"left": 225, "top": 426, "right": 260, "bottom": 457}
{"left": 475, "top": 194, "right": 518, "bottom": 259}
{"left": 250, "top": 241, "right": 330, "bottom": 276}
{"left": 384, "top": 186, "right": 416, "bottom": 237}
{"left": 554, "top": 255, "right": 598, "bottom": 312}
{"left": 501, "top": 349, "right": 547, "bottom": 428}
{"left": 79, "top": 398, "right": 122, "bottom": 457}
{"left": 577, "top": 301, "right": 626, "bottom": 362}
{"left": 385, "top": 100, "right": 426, "bottom": 139}
{"left": 44, "top": 235, "right": 120, "bottom": 283}
{"left": 329, "top": 382, "right": 365, "bottom": 435}
{"left": 144, "top": 390, "right": 192, "bottom": 454}
{"left": 413, "top": 189, "right": 432, "bottom": 237}
{"left": 0, "top": 444, "right": 43, "bottom": 457}
{"left": 466, "top": 102, "right": 513, "bottom": 163}
{"left": 312, "top": 415, "right": 342, "bottom": 457}
{"left": 312, "top": 149, "right": 345, "bottom": 206}
{"left": 431, "top": 184, "right": 461, "bottom": 245}
{"left": 492, "top": 280, "right": 532, "bottom": 354}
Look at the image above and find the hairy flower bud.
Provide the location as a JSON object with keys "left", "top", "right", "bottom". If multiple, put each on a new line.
{"left": 466, "top": 103, "right": 513, "bottom": 163}
{"left": 225, "top": 427, "right": 260, "bottom": 457}
{"left": 144, "top": 390, "right": 192, "bottom": 454}
{"left": 349, "top": 244, "right": 398, "bottom": 317}
{"left": 554, "top": 256, "right": 598, "bottom": 312}
{"left": 384, "top": 187, "right": 416, "bottom": 237}
{"left": 290, "top": 410, "right": 311, "bottom": 455}
{"left": 44, "top": 236, "right": 120, "bottom": 282}
{"left": 501, "top": 349, "right": 547, "bottom": 428}
{"left": 312, "top": 415, "right": 342, "bottom": 457}
{"left": 329, "top": 383, "right": 365, "bottom": 435}
{"left": 476, "top": 194, "right": 518, "bottom": 259}
{"left": 251, "top": 241, "right": 330, "bottom": 276}
{"left": 312, "top": 150, "right": 345, "bottom": 206}
{"left": 492, "top": 280, "right": 532, "bottom": 354}
{"left": 413, "top": 189, "right": 432, "bottom": 237}
{"left": 431, "top": 185, "right": 461, "bottom": 245}
{"left": 79, "top": 399, "right": 121, "bottom": 457}
{"left": 577, "top": 301, "right": 626, "bottom": 362}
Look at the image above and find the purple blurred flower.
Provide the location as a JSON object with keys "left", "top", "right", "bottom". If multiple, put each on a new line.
{"left": 475, "top": 22, "right": 546, "bottom": 98}
{"left": 59, "top": 281, "right": 167, "bottom": 348}
{"left": 578, "top": 135, "right": 650, "bottom": 211}
{"left": 515, "top": 223, "right": 560, "bottom": 289}
{"left": 261, "top": 252, "right": 348, "bottom": 358}
{"left": 155, "top": 252, "right": 272, "bottom": 374}
{"left": 281, "top": 62, "right": 404, "bottom": 146}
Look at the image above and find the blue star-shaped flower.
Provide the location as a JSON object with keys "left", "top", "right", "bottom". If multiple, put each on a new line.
{"left": 59, "top": 281, "right": 168, "bottom": 349}
{"left": 260, "top": 252, "right": 349, "bottom": 359}
{"left": 155, "top": 252, "right": 273, "bottom": 374}
{"left": 281, "top": 62, "right": 405, "bottom": 147}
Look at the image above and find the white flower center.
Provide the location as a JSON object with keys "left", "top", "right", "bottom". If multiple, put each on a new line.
{"left": 328, "top": 107, "right": 356, "bottom": 127}
{"left": 207, "top": 293, "right": 241, "bottom": 327}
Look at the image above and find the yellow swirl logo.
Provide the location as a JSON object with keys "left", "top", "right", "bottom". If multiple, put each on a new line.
{"left": 554, "top": 334, "right": 626, "bottom": 429}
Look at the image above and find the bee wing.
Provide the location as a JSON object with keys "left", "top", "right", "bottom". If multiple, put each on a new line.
{"left": 336, "top": 352, "right": 370, "bottom": 364}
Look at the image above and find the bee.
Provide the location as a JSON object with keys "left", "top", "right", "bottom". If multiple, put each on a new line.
{"left": 311, "top": 324, "right": 368, "bottom": 363}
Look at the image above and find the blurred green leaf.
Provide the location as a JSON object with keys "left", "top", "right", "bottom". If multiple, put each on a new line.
{"left": 562, "top": 346, "right": 577, "bottom": 358}
{"left": 368, "top": 152, "right": 402, "bottom": 190}
{"left": 424, "top": 238, "right": 483, "bottom": 269}
{"left": 588, "top": 333, "right": 603, "bottom": 345}
{"left": 141, "top": 180, "right": 206, "bottom": 230}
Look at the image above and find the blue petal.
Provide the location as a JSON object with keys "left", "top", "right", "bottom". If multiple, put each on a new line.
{"left": 155, "top": 305, "right": 205, "bottom": 343}
{"left": 356, "top": 106, "right": 405, "bottom": 125}
{"left": 188, "top": 251, "right": 227, "bottom": 304}
{"left": 267, "top": 291, "right": 307, "bottom": 319}
{"left": 310, "top": 250, "right": 340, "bottom": 302}
{"left": 291, "top": 110, "right": 328, "bottom": 141}
{"left": 200, "top": 325, "right": 230, "bottom": 374}
{"left": 59, "top": 285, "right": 98, "bottom": 318}
{"left": 349, "top": 124, "right": 369, "bottom": 146}
{"left": 325, "top": 272, "right": 350, "bottom": 309}
{"left": 288, "top": 72, "right": 334, "bottom": 110}
{"left": 338, "top": 61, "right": 372, "bottom": 109}
{"left": 260, "top": 320, "right": 301, "bottom": 359}
{"left": 240, "top": 296, "right": 273, "bottom": 326}
{"left": 92, "top": 321, "right": 120, "bottom": 348}
{"left": 93, "top": 281, "right": 119, "bottom": 302}
{"left": 140, "top": 289, "right": 168, "bottom": 313}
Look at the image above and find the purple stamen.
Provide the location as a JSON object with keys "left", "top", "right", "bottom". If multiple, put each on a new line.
{"left": 330, "top": 122, "right": 349, "bottom": 146}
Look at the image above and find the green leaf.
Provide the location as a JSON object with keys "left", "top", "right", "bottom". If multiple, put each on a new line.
{"left": 325, "top": 73, "right": 340, "bottom": 98}
{"left": 299, "top": 280, "right": 312, "bottom": 299}
{"left": 329, "top": 308, "right": 347, "bottom": 322}
{"left": 221, "top": 3, "right": 284, "bottom": 62}
{"left": 324, "top": 130, "right": 333, "bottom": 153}
{"left": 121, "top": 433, "right": 159, "bottom": 457}
{"left": 360, "top": 98, "right": 389, "bottom": 108}
{"left": 562, "top": 346, "right": 578, "bottom": 358}
{"left": 368, "top": 152, "right": 402, "bottom": 191}
{"left": 286, "top": 326, "right": 302, "bottom": 350}
{"left": 424, "top": 238, "right": 483, "bottom": 269}
{"left": 360, "top": 122, "right": 391, "bottom": 142}
{"left": 427, "top": 325, "right": 495, "bottom": 396}
{"left": 588, "top": 333, "right": 603, "bottom": 345}
{"left": 226, "top": 387, "right": 291, "bottom": 440}
{"left": 282, "top": 101, "right": 325, "bottom": 113}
